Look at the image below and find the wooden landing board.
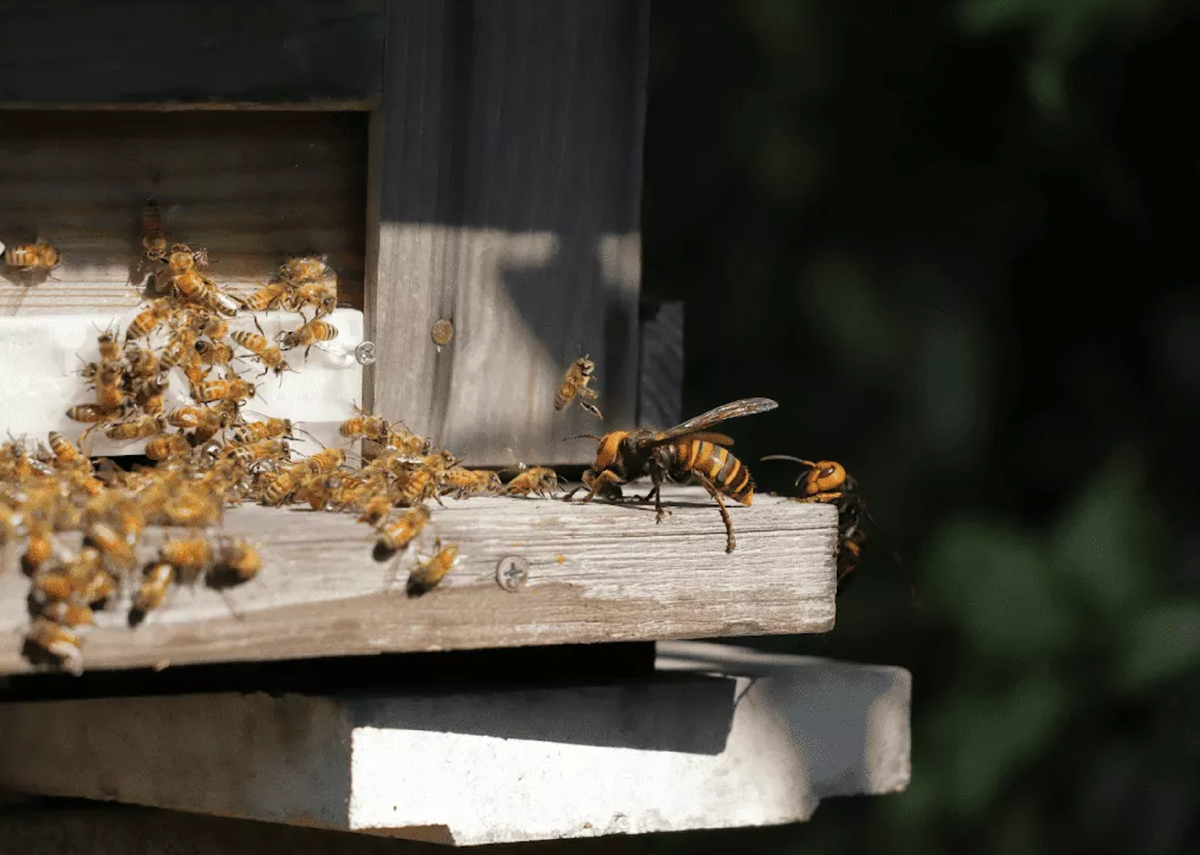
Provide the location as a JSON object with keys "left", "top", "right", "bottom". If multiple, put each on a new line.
{"left": 0, "top": 643, "right": 910, "bottom": 846}
{"left": 0, "top": 487, "right": 838, "bottom": 676}
{"left": 0, "top": 110, "right": 369, "bottom": 315}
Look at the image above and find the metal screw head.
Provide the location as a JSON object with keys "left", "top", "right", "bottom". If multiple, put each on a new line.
{"left": 496, "top": 555, "right": 529, "bottom": 592}
{"left": 354, "top": 341, "right": 377, "bottom": 365}
{"left": 431, "top": 319, "right": 455, "bottom": 347}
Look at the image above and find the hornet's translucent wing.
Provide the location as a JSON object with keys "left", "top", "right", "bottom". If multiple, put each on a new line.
{"left": 650, "top": 398, "right": 778, "bottom": 445}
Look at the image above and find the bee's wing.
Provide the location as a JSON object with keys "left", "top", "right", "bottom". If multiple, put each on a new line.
{"left": 679, "top": 432, "right": 735, "bottom": 446}
{"left": 649, "top": 398, "right": 777, "bottom": 445}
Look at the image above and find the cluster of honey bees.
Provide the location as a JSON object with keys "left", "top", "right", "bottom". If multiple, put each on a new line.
{"left": 0, "top": 429, "right": 261, "bottom": 675}
{"left": 2, "top": 200, "right": 884, "bottom": 677}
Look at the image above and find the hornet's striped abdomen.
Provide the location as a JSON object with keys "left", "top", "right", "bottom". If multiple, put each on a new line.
{"left": 672, "top": 440, "right": 754, "bottom": 504}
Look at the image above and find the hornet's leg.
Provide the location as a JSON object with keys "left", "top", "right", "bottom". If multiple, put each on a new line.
{"left": 791, "top": 491, "right": 844, "bottom": 503}
{"left": 694, "top": 473, "right": 736, "bottom": 553}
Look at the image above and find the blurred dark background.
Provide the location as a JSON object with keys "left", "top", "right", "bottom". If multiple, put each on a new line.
{"left": 641, "top": 0, "right": 1200, "bottom": 852}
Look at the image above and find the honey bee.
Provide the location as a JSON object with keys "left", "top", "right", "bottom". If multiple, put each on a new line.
{"left": 20, "top": 522, "right": 53, "bottom": 576}
{"left": 759, "top": 456, "right": 888, "bottom": 594}
{"left": 355, "top": 492, "right": 394, "bottom": 528}
{"left": 406, "top": 540, "right": 459, "bottom": 597}
{"left": 159, "top": 537, "right": 213, "bottom": 581}
{"left": 25, "top": 618, "right": 83, "bottom": 676}
{"left": 40, "top": 600, "right": 95, "bottom": 627}
{"left": 555, "top": 354, "right": 602, "bottom": 419}
{"left": 192, "top": 377, "right": 256, "bottom": 403}
{"left": 125, "top": 343, "right": 161, "bottom": 378}
{"left": 230, "top": 417, "right": 294, "bottom": 445}
{"left": 47, "top": 431, "right": 83, "bottom": 468}
{"left": 4, "top": 239, "right": 61, "bottom": 274}
{"left": 226, "top": 438, "right": 289, "bottom": 468}
{"left": 196, "top": 313, "right": 229, "bottom": 340}
{"left": 145, "top": 433, "right": 191, "bottom": 461}
{"left": 440, "top": 467, "right": 502, "bottom": 498}
{"left": 502, "top": 466, "right": 560, "bottom": 498}
{"left": 298, "top": 448, "right": 346, "bottom": 474}
{"left": 279, "top": 317, "right": 338, "bottom": 357}
{"left": 339, "top": 405, "right": 389, "bottom": 441}
{"left": 279, "top": 254, "right": 329, "bottom": 285}
{"left": 84, "top": 520, "right": 138, "bottom": 571}
{"left": 66, "top": 404, "right": 112, "bottom": 423}
{"left": 259, "top": 468, "right": 302, "bottom": 506}
{"left": 159, "top": 326, "right": 199, "bottom": 371}
{"left": 194, "top": 338, "right": 236, "bottom": 367}
{"left": 129, "top": 561, "right": 174, "bottom": 626}
{"left": 285, "top": 280, "right": 337, "bottom": 317}
{"left": 373, "top": 504, "right": 431, "bottom": 560}
{"left": 385, "top": 426, "right": 430, "bottom": 457}
{"left": 240, "top": 279, "right": 290, "bottom": 313}
{"left": 126, "top": 298, "right": 174, "bottom": 341}
{"left": 94, "top": 361, "right": 128, "bottom": 411}
{"left": 105, "top": 413, "right": 167, "bottom": 442}
{"left": 140, "top": 197, "right": 167, "bottom": 262}
{"left": 231, "top": 320, "right": 291, "bottom": 377}
{"left": 207, "top": 538, "right": 262, "bottom": 588}
{"left": 565, "top": 397, "right": 778, "bottom": 553}
{"left": 96, "top": 329, "right": 123, "bottom": 363}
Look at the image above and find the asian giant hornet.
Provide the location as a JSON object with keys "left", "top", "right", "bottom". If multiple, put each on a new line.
{"left": 759, "top": 455, "right": 905, "bottom": 597}
{"left": 565, "top": 397, "right": 778, "bottom": 553}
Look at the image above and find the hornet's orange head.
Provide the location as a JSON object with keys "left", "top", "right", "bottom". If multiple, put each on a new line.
{"left": 593, "top": 431, "right": 628, "bottom": 470}
{"left": 801, "top": 460, "right": 846, "bottom": 495}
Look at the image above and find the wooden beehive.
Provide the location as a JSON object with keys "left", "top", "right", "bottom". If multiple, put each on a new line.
{"left": 0, "top": 1, "right": 909, "bottom": 847}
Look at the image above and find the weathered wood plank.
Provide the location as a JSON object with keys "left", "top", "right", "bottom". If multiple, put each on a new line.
{"left": 0, "top": 643, "right": 910, "bottom": 846}
{"left": 368, "top": 0, "right": 648, "bottom": 466}
{"left": 0, "top": 111, "right": 368, "bottom": 315}
{"left": 637, "top": 299, "right": 684, "bottom": 431}
{"left": 0, "top": 0, "right": 385, "bottom": 105}
{"left": 0, "top": 487, "right": 837, "bottom": 676}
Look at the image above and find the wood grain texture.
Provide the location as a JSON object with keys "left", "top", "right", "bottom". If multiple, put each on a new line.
{"left": 0, "top": 0, "right": 384, "bottom": 105}
{"left": 368, "top": 0, "right": 648, "bottom": 466}
{"left": 0, "top": 486, "right": 838, "bottom": 676}
{"left": 637, "top": 300, "right": 684, "bottom": 431}
{"left": 0, "top": 111, "right": 368, "bottom": 315}
{"left": 0, "top": 645, "right": 909, "bottom": 845}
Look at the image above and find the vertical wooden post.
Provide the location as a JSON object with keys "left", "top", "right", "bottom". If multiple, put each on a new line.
{"left": 366, "top": 0, "right": 647, "bottom": 466}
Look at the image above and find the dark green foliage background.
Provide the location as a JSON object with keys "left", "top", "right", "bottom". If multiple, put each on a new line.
{"left": 638, "top": 1, "right": 1200, "bottom": 852}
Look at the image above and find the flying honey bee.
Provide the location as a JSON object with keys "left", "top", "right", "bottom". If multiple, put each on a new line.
{"left": 555, "top": 354, "right": 602, "bottom": 419}
{"left": 4, "top": 239, "right": 61, "bottom": 279}
{"left": 406, "top": 540, "right": 459, "bottom": 597}
{"left": 207, "top": 538, "right": 262, "bottom": 588}
{"left": 24, "top": 618, "right": 83, "bottom": 676}
{"left": 129, "top": 561, "right": 174, "bottom": 626}
{"left": 279, "top": 317, "right": 338, "bottom": 357}
{"left": 159, "top": 537, "right": 213, "bottom": 581}
{"left": 565, "top": 397, "right": 778, "bottom": 553}
{"left": 373, "top": 504, "right": 431, "bottom": 561}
